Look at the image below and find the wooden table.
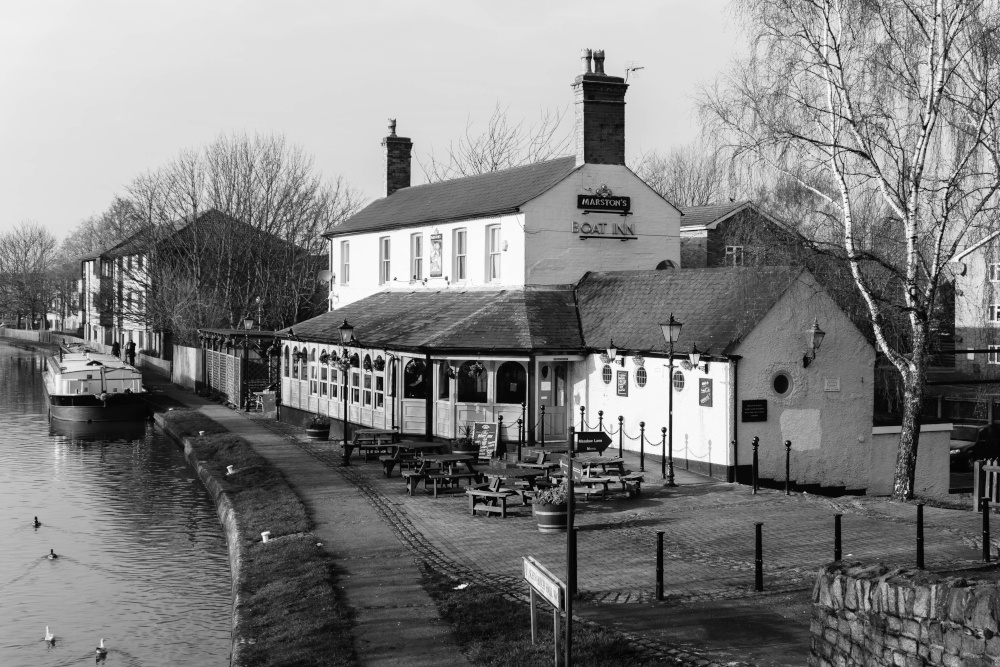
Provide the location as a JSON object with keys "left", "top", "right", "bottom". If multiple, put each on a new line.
{"left": 413, "top": 454, "right": 481, "bottom": 497}
{"left": 481, "top": 468, "right": 544, "bottom": 505}
{"left": 380, "top": 441, "right": 444, "bottom": 477}
{"left": 342, "top": 428, "right": 399, "bottom": 465}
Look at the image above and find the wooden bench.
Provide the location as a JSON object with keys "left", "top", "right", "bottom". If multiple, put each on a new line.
{"left": 617, "top": 472, "right": 644, "bottom": 497}
{"left": 424, "top": 471, "right": 482, "bottom": 498}
{"left": 402, "top": 462, "right": 432, "bottom": 496}
{"left": 379, "top": 450, "right": 417, "bottom": 478}
{"left": 573, "top": 476, "right": 613, "bottom": 500}
{"left": 467, "top": 488, "right": 516, "bottom": 517}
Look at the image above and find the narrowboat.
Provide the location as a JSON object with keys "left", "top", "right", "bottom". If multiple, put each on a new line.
{"left": 43, "top": 348, "right": 149, "bottom": 422}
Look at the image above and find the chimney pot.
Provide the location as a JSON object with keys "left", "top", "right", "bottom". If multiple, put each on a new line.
{"left": 388, "top": 118, "right": 396, "bottom": 137}
{"left": 593, "top": 49, "right": 605, "bottom": 75}
{"left": 581, "top": 48, "right": 593, "bottom": 74}
{"left": 571, "top": 50, "right": 628, "bottom": 166}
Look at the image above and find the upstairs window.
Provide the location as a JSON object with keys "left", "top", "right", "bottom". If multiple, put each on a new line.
{"left": 411, "top": 233, "right": 423, "bottom": 281}
{"left": 725, "top": 246, "right": 745, "bottom": 266}
{"left": 990, "top": 345, "right": 1000, "bottom": 365}
{"left": 379, "top": 237, "right": 391, "bottom": 285}
{"left": 340, "top": 241, "right": 350, "bottom": 285}
{"left": 991, "top": 305, "right": 1000, "bottom": 323}
{"left": 990, "top": 264, "right": 1000, "bottom": 282}
{"left": 453, "top": 228, "right": 467, "bottom": 281}
{"left": 486, "top": 225, "right": 501, "bottom": 282}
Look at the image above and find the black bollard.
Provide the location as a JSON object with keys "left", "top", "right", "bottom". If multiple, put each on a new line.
{"left": 784, "top": 440, "right": 792, "bottom": 495}
{"left": 517, "top": 418, "right": 523, "bottom": 462}
{"left": 639, "top": 422, "right": 646, "bottom": 472}
{"left": 917, "top": 503, "right": 925, "bottom": 569}
{"left": 752, "top": 437, "right": 760, "bottom": 494}
{"left": 754, "top": 522, "right": 764, "bottom": 592}
{"left": 984, "top": 498, "right": 991, "bottom": 563}
{"left": 618, "top": 416, "right": 624, "bottom": 458}
{"left": 598, "top": 410, "right": 604, "bottom": 433}
{"left": 661, "top": 427, "right": 667, "bottom": 480}
{"left": 497, "top": 415, "right": 504, "bottom": 460}
{"left": 656, "top": 530, "right": 664, "bottom": 601}
{"left": 834, "top": 514, "right": 842, "bottom": 561}
{"left": 540, "top": 405, "right": 546, "bottom": 445}
{"left": 580, "top": 406, "right": 586, "bottom": 431}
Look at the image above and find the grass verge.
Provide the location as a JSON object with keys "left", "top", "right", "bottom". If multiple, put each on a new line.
{"left": 160, "top": 409, "right": 356, "bottom": 667}
{"left": 421, "top": 565, "right": 656, "bottom": 666}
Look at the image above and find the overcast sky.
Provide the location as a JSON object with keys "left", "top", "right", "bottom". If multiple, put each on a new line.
{"left": 0, "top": 0, "right": 741, "bottom": 240}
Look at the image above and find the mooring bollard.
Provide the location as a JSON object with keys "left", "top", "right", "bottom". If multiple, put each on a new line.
{"left": 917, "top": 503, "right": 925, "bottom": 569}
{"left": 784, "top": 440, "right": 792, "bottom": 495}
{"left": 752, "top": 437, "right": 760, "bottom": 494}
{"left": 984, "top": 498, "right": 991, "bottom": 563}
{"left": 656, "top": 530, "right": 664, "bottom": 601}
{"left": 834, "top": 514, "right": 842, "bottom": 561}
{"left": 754, "top": 522, "right": 764, "bottom": 592}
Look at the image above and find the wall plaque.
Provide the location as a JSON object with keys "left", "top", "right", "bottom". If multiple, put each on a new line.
{"left": 616, "top": 370, "right": 629, "bottom": 397}
{"left": 741, "top": 399, "right": 767, "bottom": 422}
{"left": 699, "top": 378, "right": 713, "bottom": 407}
{"left": 429, "top": 233, "right": 443, "bottom": 277}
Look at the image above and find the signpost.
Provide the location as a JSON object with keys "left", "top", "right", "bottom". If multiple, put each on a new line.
{"left": 473, "top": 421, "right": 499, "bottom": 459}
{"left": 575, "top": 431, "right": 612, "bottom": 454}
{"left": 523, "top": 557, "right": 566, "bottom": 666}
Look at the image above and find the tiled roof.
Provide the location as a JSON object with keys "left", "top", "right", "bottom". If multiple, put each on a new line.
{"left": 281, "top": 287, "right": 583, "bottom": 352}
{"left": 326, "top": 156, "right": 579, "bottom": 237}
{"left": 679, "top": 201, "right": 751, "bottom": 230}
{"left": 576, "top": 267, "right": 804, "bottom": 356}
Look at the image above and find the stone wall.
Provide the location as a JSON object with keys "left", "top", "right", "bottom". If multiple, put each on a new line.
{"left": 810, "top": 561, "right": 1000, "bottom": 666}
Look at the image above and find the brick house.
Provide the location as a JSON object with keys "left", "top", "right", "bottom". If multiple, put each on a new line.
{"left": 680, "top": 200, "right": 800, "bottom": 269}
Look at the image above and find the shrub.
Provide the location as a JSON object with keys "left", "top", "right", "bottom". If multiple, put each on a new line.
{"left": 533, "top": 482, "right": 568, "bottom": 506}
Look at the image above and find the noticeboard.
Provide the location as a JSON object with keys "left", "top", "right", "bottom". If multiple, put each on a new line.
{"left": 474, "top": 421, "right": 499, "bottom": 458}
{"left": 741, "top": 399, "right": 767, "bottom": 423}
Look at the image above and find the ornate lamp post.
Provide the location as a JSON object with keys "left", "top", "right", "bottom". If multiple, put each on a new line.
{"left": 242, "top": 317, "right": 254, "bottom": 411}
{"left": 339, "top": 320, "right": 355, "bottom": 454}
{"left": 659, "top": 314, "right": 683, "bottom": 486}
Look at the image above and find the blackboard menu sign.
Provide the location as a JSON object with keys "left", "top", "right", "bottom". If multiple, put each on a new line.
{"left": 741, "top": 399, "right": 767, "bottom": 422}
{"left": 474, "top": 422, "right": 499, "bottom": 458}
{"left": 699, "top": 378, "right": 713, "bottom": 407}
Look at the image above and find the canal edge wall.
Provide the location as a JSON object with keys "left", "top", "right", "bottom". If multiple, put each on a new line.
{"left": 155, "top": 413, "right": 245, "bottom": 667}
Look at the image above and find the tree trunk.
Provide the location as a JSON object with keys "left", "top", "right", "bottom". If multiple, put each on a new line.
{"left": 892, "top": 368, "right": 925, "bottom": 501}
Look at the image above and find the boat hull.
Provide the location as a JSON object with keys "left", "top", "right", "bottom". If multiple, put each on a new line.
{"left": 46, "top": 392, "right": 150, "bottom": 422}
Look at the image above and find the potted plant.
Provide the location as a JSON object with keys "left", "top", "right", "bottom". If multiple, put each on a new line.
{"left": 532, "top": 482, "right": 569, "bottom": 533}
{"left": 452, "top": 422, "right": 478, "bottom": 457}
{"left": 305, "top": 415, "right": 331, "bottom": 440}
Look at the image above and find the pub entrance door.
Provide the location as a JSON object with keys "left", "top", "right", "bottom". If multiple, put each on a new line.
{"left": 538, "top": 361, "right": 568, "bottom": 442}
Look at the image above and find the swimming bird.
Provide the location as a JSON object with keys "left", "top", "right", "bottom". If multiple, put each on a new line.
{"left": 47, "top": 549, "right": 58, "bottom": 560}
{"left": 44, "top": 626, "right": 54, "bottom": 643}
{"left": 33, "top": 516, "right": 41, "bottom": 528}
{"left": 96, "top": 638, "right": 108, "bottom": 661}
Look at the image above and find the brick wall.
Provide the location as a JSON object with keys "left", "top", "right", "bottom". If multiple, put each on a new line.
{"left": 572, "top": 74, "right": 628, "bottom": 166}
{"left": 382, "top": 135, "right": 412, "bottom": 197}
{"left": 810, "top": 561, "right": 1000, "bottom": 666}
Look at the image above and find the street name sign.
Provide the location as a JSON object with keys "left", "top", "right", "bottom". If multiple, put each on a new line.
{"left": 523, "top": 556, "right": 565, "bottom": 610}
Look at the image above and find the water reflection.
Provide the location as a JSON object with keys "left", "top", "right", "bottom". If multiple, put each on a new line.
{"left": 0, "top": 342, "right": 231, "bottom": 666}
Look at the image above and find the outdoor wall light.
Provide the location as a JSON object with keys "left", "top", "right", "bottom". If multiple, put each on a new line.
{"left": 802, "top": 318, "right": 826, "bottom": 368}
{"left": 689, "top": 344, "right": 708, "bottom": 373}
{"left": 606, "top": 340, "right": 625, "bottom": 366}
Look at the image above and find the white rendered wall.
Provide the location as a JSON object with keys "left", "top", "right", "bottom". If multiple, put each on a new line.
{"left": 521, "top": 164, "right": 680, "bottom": 285}
{"left": 733, "top": 274, "right": 875, "bottom": 488}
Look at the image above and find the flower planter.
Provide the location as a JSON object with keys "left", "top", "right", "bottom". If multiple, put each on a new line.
{"left": 533, "top": 503, "right": 568, "bottom": 533}
{"left": 452, "top": 441, "right": 479, "bottom": 457}
{"left": 305, "top": 426, "right": 330, "bottom": 440}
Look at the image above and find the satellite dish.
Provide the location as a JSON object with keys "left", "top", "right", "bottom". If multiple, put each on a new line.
{"left": 317, "top": 270, "right": 333, "bottom": 284}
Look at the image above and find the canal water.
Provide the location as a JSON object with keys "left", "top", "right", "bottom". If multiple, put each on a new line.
{"left": 0, "top": 342, "right": 232, "bottom": 666}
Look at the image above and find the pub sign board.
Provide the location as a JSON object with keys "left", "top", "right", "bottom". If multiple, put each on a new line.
{"left": 741, "top": 399, "right": 767, "bottom": 422}
{"left": 577, "top": 194, "right": 630, "bottom": 213}
{"left": 699, "top": 378, "right": 713, "bottom": 407}
{"left": 616, "top": 370, "right": 629, "bottom": 397}
{"left": 473, "top": 421, "right": 500, "bottom": 458}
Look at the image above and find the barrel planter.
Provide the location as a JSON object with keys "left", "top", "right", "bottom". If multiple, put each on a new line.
{"left": 452, "top": 441, "right": 479, "bottom": 457}
{"left": 305, "top": 426, "right": 330, "bottom": 440}
{"left": 533, "top": 503, "right": 568, "bottom": 533}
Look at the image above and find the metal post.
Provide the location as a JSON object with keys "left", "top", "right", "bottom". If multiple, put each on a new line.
{"left": 656, "top": 530, "right": 664, "bottom": 601}
{"left": 639, "top": 421, "right": 646, "bottom": 472}
{"left": 784, "top": 440, "right": 792, "bottom": 495}
{"left": 660, "top": 427, "right": 667, "bottom": 480}
{"left": 598, "top": 410, "right": 604, "bottom": 433}
{"left": 521, "top": 401, "right": 526, "bottom": 437}
{"left": 984, "top": 498, "right": 991, "bottom": 563}
{"left": 916, "top": 503, "right": 925, "bottom": 569}
{"left": 517, "top": 417, "right": 524, "bottom": 463}
{"left": 834, "top": 514, "right": 842, "bottom": 561}
{"left": 580, "top": 405, "right": 585, "bottom": 431}
{"left": 540, "top": 405, "right": 546, "bottom": 445}
{"left": 754, "top": 522, "right": 764, "bottom": 592}
{"left": 565, "top": 427, "right": 575, "bottom": 667}
{"left": 667, "top": 339, "right": 676, "bottom": 487}
{"left": 618, "top": 416, "right": 624, "bottom": 458}
{"left": 752, "top": 436, "right": 760, "bottom": 494}
{"left": 569, "top": 526, "right": 578, "bottom": 598}
{"left": 342, "top": 370, "right": 350, "bottom": 465}
{"left": 497, "top": 414, "right": 504, "bottom": 460}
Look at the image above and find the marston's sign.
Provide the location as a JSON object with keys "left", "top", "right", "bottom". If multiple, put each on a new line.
{"left": 577, "top": 194, "right": 631, "bottom": 212}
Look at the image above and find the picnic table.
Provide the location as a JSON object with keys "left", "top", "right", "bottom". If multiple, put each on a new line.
{"left": 404, "top": 454, "right": 482, "bottom": 497}
{"left": 341, "top": 428, "right": 399, "bottom": 465}
{"left": 555, "top": 455, "right": 641, "bottom": 499}
{"left": 379, "top": 441, "right": 444, "bottom": 477}
{"left": 480, "top": 468, "right": 544, "bottom": 505}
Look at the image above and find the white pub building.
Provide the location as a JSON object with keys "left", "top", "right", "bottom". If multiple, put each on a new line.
{"left": 279, "top": 51, "right": 876, "bottom": 490}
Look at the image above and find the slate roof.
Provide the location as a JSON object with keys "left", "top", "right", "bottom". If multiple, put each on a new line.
{"left": 575, "top": 267, "right": 805, "bottom": 356}
{"left": 679, "top": 201, "right": 751, "bottom": 230}
{"left": 326, "top": 156, "right": 579, "bottom": 237}
{"left": 280, "top": 287, "right": 583, "bottom": 353}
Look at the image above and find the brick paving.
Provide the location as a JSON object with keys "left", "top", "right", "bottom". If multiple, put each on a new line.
{"left": 172, "top": 391, "right": 994, "bottom": 666}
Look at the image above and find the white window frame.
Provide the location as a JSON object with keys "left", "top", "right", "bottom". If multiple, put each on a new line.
{"left": 990, "top": 305, "right": 1000, "bottom": 323}
{"left": 453, "top": 228, "right": 467, "bottom": 282}
{"left": 990, "top": 345, "right": 1000, "bottom": 365}
{"left": 989, "top": 264, "right": 1000, "bottom": 282}
{"left": 486, "top": 224, "right": 501, "bottom": 282}
{"left": 340, "top": 241, "right": 350, "bottom": 285}
{"left": 725, "top": 245, "right": 745, "bottom": 266}
{"left": 379, "top": 237, "right": 391, "bottom": 285}
{"left": 411, "top": 233, "right": 423, "bottom": 281}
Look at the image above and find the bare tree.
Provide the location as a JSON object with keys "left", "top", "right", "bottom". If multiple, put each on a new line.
{"left": 419, "top": 102, "right": 573, "bottom": 182}
{"left": 701, "top": 0, "right": 1000, "bottom": 499}
{"left": 0, "top": 221, "right": 59, "bottom": 328}
{"left": 631, "top": 140, "right": 738, "bottom": 206}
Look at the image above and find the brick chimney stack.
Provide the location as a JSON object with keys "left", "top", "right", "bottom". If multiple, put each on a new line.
{"left": 571, "top": 49, "right": 628, "bottom": 167}
{"left": 382, "top": 118, "right": 412, "bottom": 197}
